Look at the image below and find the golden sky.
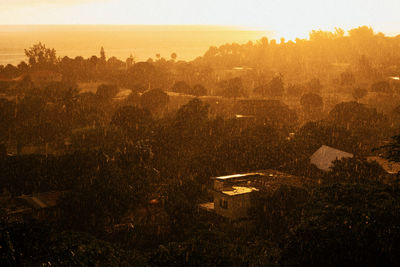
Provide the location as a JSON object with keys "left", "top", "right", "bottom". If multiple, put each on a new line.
{"left": 1, "top": 0, "right": 399, "bottom": 40}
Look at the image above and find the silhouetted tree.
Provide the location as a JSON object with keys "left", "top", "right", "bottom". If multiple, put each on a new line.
{"left": 371, "top": 81, "right": 391, "bottom": 94}
{"left": 100, "top": 47, "right": 106, "bottom": 62}
{"left": 327, "top": 157, "right": 386, "bottom": 183}
{"left": 24, "top": 42, "right": 57, "bottom": 68}
{"left": 340, "top": 71, "right": 355, "bottom": 86}
{"left": 352, "top": 87, "right": 368, "bottom": 102}
{"left": 111, "top": 105, "right": 153, "bottom": 139}
{"left": 282, "top": 182, "right": 400, "bottom": 267}
{"left": 219, "top": 77, "right": 246, "bottom": 98}
{"left": 170, "top": 52, "right": 177, "bottom": 61}
{"left": 190, "top": 84, "right": 207, "bottom": 96}
{"left": 96, "top": 84, "right": 119, "bottom": 101}
{"left": 0, "top": 99, "right": 14, "bottom": 143}
{"left": 300, "top": 93, "right": 323, "bottom": 120}
{"left": 306, "top": 78, "right": 323, "bottom": 94}
{"left": 267, "top": 75, "right": 284, "bottom": 98}
{"left": 140, "top": 88, "right": 169, "bottom": 116}
{"left": 171, "top": 81, "right": 191, "bottom": 94}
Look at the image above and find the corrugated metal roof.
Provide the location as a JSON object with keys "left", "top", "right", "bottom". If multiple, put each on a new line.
{"left": 221, "top": 186, "right": 259, "bottom": 196}
{"left": 212, "top": 172, "right": 264, "bottom": 180}
{"left": 310, "top": 145, "right": 353, "bottom": 171}
{"left": 18, "top": 191, "right": 62, "bottom": 209}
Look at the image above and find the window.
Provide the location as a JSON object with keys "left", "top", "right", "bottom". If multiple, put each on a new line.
{"left": 220, "top": 199, "right": 228, "bottom": 209}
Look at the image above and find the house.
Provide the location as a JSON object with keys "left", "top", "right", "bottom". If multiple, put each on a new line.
{"left": 3, "top": 191, "right": 63, "bottom": 222}
{"left": 310, "top": 145, "right": 353, "bottom": 171}
{"left": 200, "top": 170, "right": 312, "bottom": 220}
{"left": 213, "top": 185, "right": 259, "bottom": 220}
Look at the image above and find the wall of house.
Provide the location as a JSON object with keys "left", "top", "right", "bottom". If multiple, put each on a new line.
{"left": 213, "top": 191, "right": 251, "bottom": 220}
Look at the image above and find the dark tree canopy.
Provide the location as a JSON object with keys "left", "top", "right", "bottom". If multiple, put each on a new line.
{"left": 352, "top": 87, "right": 368, "bottom": 101}
{"left": 24, "top": 42, "right": 57, "bottom": 68}
{"left": 191, "top": 84, "right": 207, "bottom": 96}
{"left": 219, "top": 77, "right": 246, "bottom": 98}
{"left": 267, "top": 75, "right": 284, "bottom": 97}
{"left": 371, "top": 80, "right": 391, "bottom": 93}
{"left": 328, "top": 101, "right": 387, "bottom": 130}
{"left": 175, "top": 98, "right": 209, "bottom": 129}
{"left": 171, "top": 81, "right": 191, "bottom": 94}
{"left": 140, "top": 88, "right": 169, "bottom": 114}
{"left": 111, "top": 105, "right": 153, "bottom": 137}
{"left": 300, "top": 93, "right": 323, "bottom": 111}
{"left": 306, "top": 78, "right": 323, "bottom": 94}
{"left": 96, "top": 84, "right": 119, "bottom": 101}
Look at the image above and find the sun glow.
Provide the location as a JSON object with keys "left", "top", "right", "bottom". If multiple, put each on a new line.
{"left": 1, "top": 0, "right": 400, "bottom": 40}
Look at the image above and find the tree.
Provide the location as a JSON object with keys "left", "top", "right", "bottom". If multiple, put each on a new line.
{"left": 111, "top": 105, "right": 153, "bottom": 139}
{"left": 174, "top": 98, "right": 209, "bottom": 132}
{"left": 380, "top": 134, "right": 400, "bottom": 167}
{"left": 250, "top": 185, "right": 309, "bottom": 240}
{"left": 100, "top": 46, "right": 106, "bottom": 62}
{"left": 0, "top": 99, "right": 14, "bottom": 142}
{"left": 328, "top": 101, "right": 390, "bottom": 151}
{"left": 126, "top": 62, "right": 156, "bottom": 90}
{"left": 267, "top": 75, "right": 284, "bottom": 97}
{"left": 96, "top": 84, "right": 119, "bottom": 101}
{"left": 300, "top": 93, "right": 323, "bottom": 120}
{"left": 340, "top": 71, "right": 355, "bottom": 86}
{"left": 371, "top": 81, "right": 391, "bottom": 94}
{"left": 286, "top": 83, "right": 304, "bottom": 97}
{"left": 24, "top": 42, "right": 57, "bottom": 68}
{"left": 190, "top": 84, "right": 207, "bottom": 96}
{"left": 306, "top": 78, "right": 323, "bottom": 94}
{"left": 352, "top": 87, "right": 368, "bottom": 102}
{"left": 348, "top": 26, "right": 374, "bottom": 40}
{"left": 249, "top": 100, "right": 298, "bottom": 130}
{"left": 126, "top": 54, "right": 135, "bottom": 68}
{"left": 170, "top": 52, "right": 177, "bottom": 61}
{"left": 327, "top": 157, "right": 386, "bottom": 183}
{"left": 58, "top": 159, "right": 152, "bottom": 231}
{"left": 170, "top": 81, "right": 191, "bottom": 94}
{"left": 15, "top": 95, "right": 46, "bottom": 149}
{"left": 296, "top": 121, "right": 358, "bottom": 154}
{"left": 282, "top": 182, "right": 400, "bottom": 266}
{"left": 219, "top": 77, "right": 246, "bottom": 98}
{"left": 328, "top": 101, "right": 387, "bottom": 131}
{"left": 140, "top": 88, "right": 169, "bottom": 116}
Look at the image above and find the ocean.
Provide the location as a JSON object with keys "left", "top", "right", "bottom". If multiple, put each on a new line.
{"left": 0, "top": 25, "right": 270, "bottom": 66}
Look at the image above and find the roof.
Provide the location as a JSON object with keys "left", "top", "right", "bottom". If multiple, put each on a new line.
{"left": 18, "top": 191, "right": 62, "bottom": 209}
{"left": 199, "top": 202, "right": 215, "bottom": 212}
{"left": 213, "top": 170, "right": 314, "bottom": 194}
{"left": 213, "top": 172, "right": 265, "bottom": 181}
{"left": 221, "top": 186, "right": 259, "bottom": 196}
{"left": 310, "top": 145, "right": 353, "bottom": 171}
{"left": 213, "top": 170, "right": 299, "bottom": 181}
{"left": 235, "top": 114, "right": 256, "bottom": 118}
{"left": 113, "top": 89, "right": 132, "bottom": 101}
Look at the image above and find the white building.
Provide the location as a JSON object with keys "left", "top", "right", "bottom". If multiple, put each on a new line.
{"left": 200, "top": 170, "right": 311, "bottom": 220}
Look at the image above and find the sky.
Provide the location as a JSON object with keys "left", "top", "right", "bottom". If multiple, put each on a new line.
{"left": 1, "top": 0, "right": 399, "bottom": 40}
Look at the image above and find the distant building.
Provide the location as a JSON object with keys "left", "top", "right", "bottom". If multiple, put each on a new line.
{"left": 310, "top": 145, "right": 353, "bottom": 171}
{"left": 3, "top": 191, "right": 63, "bottom": 222}
{"left": 200, "top": 170, "right": 312, "bottom": 220}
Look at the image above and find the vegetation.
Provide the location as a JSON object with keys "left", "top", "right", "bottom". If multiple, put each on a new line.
{"left": 1, "top": 25, "right": 400, "bottom": 265}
